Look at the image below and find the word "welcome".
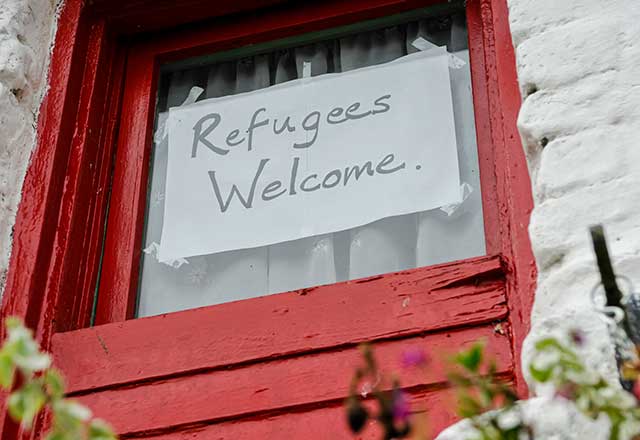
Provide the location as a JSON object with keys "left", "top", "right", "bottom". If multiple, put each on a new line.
{"left": 208, "top": 153, "right": 407, "bottom": 213}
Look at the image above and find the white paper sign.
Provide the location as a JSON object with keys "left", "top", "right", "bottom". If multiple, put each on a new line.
{"left": 159, "top": 50, "right": 461, "bottom": 262}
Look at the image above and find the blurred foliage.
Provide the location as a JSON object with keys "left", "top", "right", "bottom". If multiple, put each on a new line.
{"left": 347, "top": 332, "right": 640, "bottom": 440}
{"left": 0, "top": 317, "right": 117, "bottom": 440}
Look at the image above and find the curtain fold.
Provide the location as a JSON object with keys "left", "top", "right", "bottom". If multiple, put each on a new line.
{"left": 137, "top": 14, "right": 486, "bottom": 318}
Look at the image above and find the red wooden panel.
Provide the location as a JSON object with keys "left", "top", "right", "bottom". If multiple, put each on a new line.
{"left": 89, "top": 0, "right": 291, "bottom": 34}
{"left": 119, "top": 388, "right": 464, "bottom": 440}
{"left": 136, "top": 0, "right": 447, "bottom": 61}
{"left": 76, "top": 325, "right": 512, "bottom": 436}
{"left": 473, "top": 0, "right": 536, "bottom": 395}
{"left": 0, "top": 0, "right": 87, "bottom": 334}
{"left": 54, "top": 256, "right": 506, "bottom": 394}
{"left": 40, "top": 21, "right": 128, "bottom": 334}
{"left": 94, "top": 47, "right": 157, "bottom": 324}
{"left": 0, "top": 0, "right": 89, "bottom": 437}
{"left": 90, "top": 0, "right": 445, "bottom": 37}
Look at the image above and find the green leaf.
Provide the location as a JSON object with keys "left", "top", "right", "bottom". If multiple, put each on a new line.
{"left": 534, "top": 337, "right": 565, "bottom": 352}
{"left": 7, "top": 322, "right": 51, "bottom": 373}
{"left": 457, "top": 393, "right": 483, "bottom": 418}
{"left": 5, "top": 317, "right": 23, "bottom": 331}
{"left": 0, "top": 352, "right": 15, "bottom": 389}
{"left": 13, "top": 347, "right": 51, "bottom": 372}
{"left": 44, "top": 430, "right": 66, "bottom": 440}
{"left": 44, "top": 369, "right": 65, "bottom": 400}
{"left": 88, "top": 419, "right": 117, "bottom": 440}
{"left": 456, "top": 343, "right": 484, "bottom": 373}
{"left": 21, "top": 382, "right": 47, "bottom": 429}
{"left": 8, "top": 382, "right": 46, "bottom": 429}
{"left": 55, "top": 400, "right": 92, "bottom": 422}
{"left": 51, "top": 400, "right": 85, "bottom": 436}
{"left": 7, "top": 390, "right": 26, "bottom": 422}
{"left": 448, "top": 372, "right": 473, "bottom": 387}
{"left": 479, "top": 385, "right": 495, "bottom": 407}
{"left": 529, "top": 363, "right": 553, "bottom": 383}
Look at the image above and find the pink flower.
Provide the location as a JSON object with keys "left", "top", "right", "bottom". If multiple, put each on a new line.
{"left": 633, "top": 379, "right": 640, "bottom": 401}
{"left": 401, "top": 348, "right": 429, "bottom": 369}
{"left": 392, "top": 389, "right": 411, "bottom": 423}
{"left": 555, "top": 383, "right": 578, "bottom": 400}
{"left": 569, "top": 329, "right": 586, "bottom": 347}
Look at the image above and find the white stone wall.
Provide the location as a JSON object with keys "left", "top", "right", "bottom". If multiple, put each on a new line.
{"left": 512, "top": 0, "right": 640, "bottom": 388}
{"left": 439, "top": 0, "right": 640, "bottom": 437}
{"left": 0, "top": 0, "right": 60, "bottom": 292}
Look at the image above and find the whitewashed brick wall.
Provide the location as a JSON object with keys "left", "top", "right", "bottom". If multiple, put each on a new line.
{"left": 513, "top": 0, "right": 640, "bottom": 387}
{"left": 0, "top": 0, "right": 59, "bottom": 291}
{"left": 439, "top": 0, "right": 640, "bottom": 437}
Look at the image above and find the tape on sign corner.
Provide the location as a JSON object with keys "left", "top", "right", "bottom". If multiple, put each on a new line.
{"left": 411, "top": 37, "right": 439, "bottom": 52}
{"left": 411, "top": 37, "right": 467, "bottom": 69}
{"left": 155, "top": 86, "right": 205, "bottom": 145}
{"left": 447, "top": 54, "right": 467, "bottom": 69}
{"left": 184, "top": 86, "right": 205, "bottom": 106}
{"left": 439, "top": 182, "right": 474, "bottom": 217}
{"left": 302, "top": 61, "right": 312, "bottom": 79}
{"left": 143, "top": 242, "right": 189, "bottom": 269}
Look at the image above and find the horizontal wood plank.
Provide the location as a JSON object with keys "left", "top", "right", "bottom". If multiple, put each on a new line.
{"left": 53, "top": 256, "right": 506, "bottom": 393}
{"left": 134, "top": 388, "right": 461, "bottom": 440}
{"left": 77, "top": 325, "right": 512, "bottom": 436}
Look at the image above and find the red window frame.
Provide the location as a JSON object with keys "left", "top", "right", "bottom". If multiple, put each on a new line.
{"left": 98, "top": 0, "right": 508, "bottom": 324}
{"left": 0, "top": 0, "right": 535, "bottom": 437}
{"left": 101, "top": 0, "right": 534, "bottom": 322}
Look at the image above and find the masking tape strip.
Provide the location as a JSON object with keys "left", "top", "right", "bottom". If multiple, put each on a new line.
{"left": 411, "top": 37, "right": 466, "bottom": 69}
{"left": 144, "top": 242, "right": 189, "bottom": 268}
{"left": 302, "top": 61, "right": 312, "bottom": 78}
{"left": 149, "top": 86, "right": 205, "bottom": 268}
{"left": 155, "top": 86, "right": 205, "bottom": 145}
{"left": 440, "top": 182, "right": 474, "bottom": 217}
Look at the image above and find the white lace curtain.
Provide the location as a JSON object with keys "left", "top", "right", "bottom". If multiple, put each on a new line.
{"left": 137, "top": 13, "right": 485, "bottom": 317}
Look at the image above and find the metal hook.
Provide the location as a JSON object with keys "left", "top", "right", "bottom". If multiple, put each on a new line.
{"left": 590, "top": 225, "right": 632, "bottom": 336}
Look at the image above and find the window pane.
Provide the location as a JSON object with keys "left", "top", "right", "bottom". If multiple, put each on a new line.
{"left": 137, "top": 10, "right": 485, "bottom": 317}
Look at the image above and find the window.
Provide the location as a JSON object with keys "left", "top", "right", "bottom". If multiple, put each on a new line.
{"left": 1, "top": 0, "right": 534, "bottom": 438}
{"left": 137, "top": 7, "right": 486, "bottom": 317}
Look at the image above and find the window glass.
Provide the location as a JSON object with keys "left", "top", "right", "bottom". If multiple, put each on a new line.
{"left": 137, "top": 10, "right": 485, "bottom": 317}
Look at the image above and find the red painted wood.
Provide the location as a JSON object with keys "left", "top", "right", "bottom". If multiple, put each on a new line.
{"left": 481, "top": 0, "right": 537, "bottom": 396}
{"left": 467, "top": 0, "right": 500, "bottom": 257}
{"left": 39, "top": 20, "right": 107, "bottom": 333}
{"left": 90, "top": 0, "right": 445, "bottom": 38}
{"left": 55, "top": 256, "right": 506, "bottom": 393}
{"left": 89, "top": 0, "right": 291, "bottom": 34}
{"left": 462, "top": 0, "right": 536, "bottom": 395}
{"left": 0, "top": 0, "right": 87, "bottom": 438}
{"left": 131, "top": 389, "right": 462, "bottom": 440}
{"left": 135, "top": 0, "right": 446, "bottom": 62}
{"left": 38, "top": 20, "right": 127, "bottom": 337}
{"left": 94, "top": 47, "right": 157, "bottom": 325}
{"left": 1, "top": 0, "right": 86, "bottom": 335}
{"left": 76, "top": 325, "right": 512, "bottom": 436}
{"left": 71, "top": 43, "right": 128, "bottom": 329}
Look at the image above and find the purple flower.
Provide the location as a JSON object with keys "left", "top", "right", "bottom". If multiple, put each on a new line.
{"left": 555, "top": 383, "right": 578, "bottom": 400}
{"left": 392, "top": 389, "right": 411, "bottom": 423}
{"left": 401, "top": 348, "right": 429, "bottom": 369}
{"left": 569, "top": 329, "right": 586, "bottom": 347}
{"left": 633, "top": 380, "right": 640, "bottom": 401}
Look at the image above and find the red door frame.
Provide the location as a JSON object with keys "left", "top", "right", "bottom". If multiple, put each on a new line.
{"left": 0, "top": 0, "right": 535, "bottom": 438}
